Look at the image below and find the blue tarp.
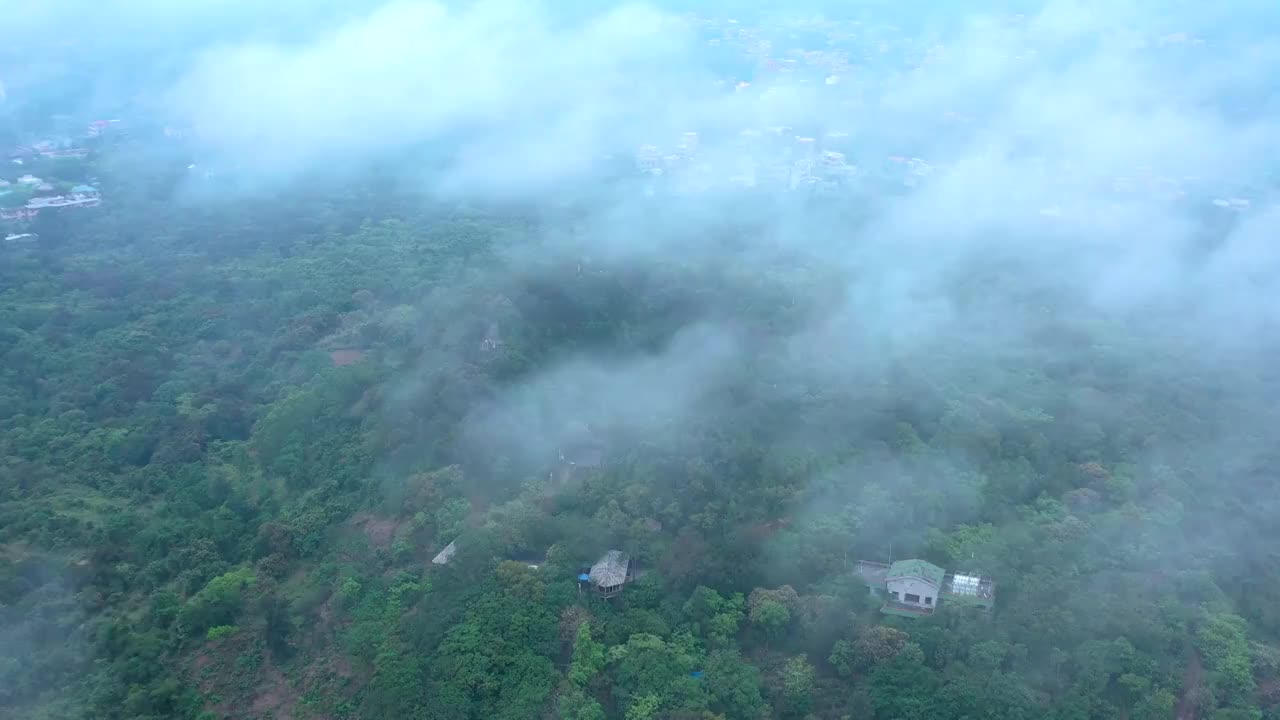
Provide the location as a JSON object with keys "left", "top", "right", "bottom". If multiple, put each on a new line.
{"left": 690, "top": 671, "right": 704, "bottom": 679}
{"left": 577, "top": 573, "right": 590, "bottom": 582}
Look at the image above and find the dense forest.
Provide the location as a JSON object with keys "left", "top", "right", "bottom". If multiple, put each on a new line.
{"left": 5, "top": 2, "right": 1280, "bottom": 720}
{"left": 3, "top": 140, "right": 1280, "bottom": 720}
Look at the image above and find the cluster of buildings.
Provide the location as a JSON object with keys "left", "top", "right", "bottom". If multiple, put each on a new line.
{"left": 639, "top": 13, "right": 1265, "bottom": 213}
{"left": 425, "top": 418, "right": 996, "bottom": 611}
{"left": 0, "top": 118, "right": 120, "bottom": 225}
{"left": 629, "top": 124, "right": 1271, "bottom": 212}
{"left": 426, "top": 410, "right": 998, "bottom": 609}
{"left": 631, "top": 127, "right": 933, "bottom": 197}
{"left": 8, "top": 118, "right": 125, "bottom": 164}
{"left": 0, "top": 178, "right": 101, "bottom": 222}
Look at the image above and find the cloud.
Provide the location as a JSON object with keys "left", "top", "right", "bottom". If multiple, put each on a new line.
{"left": 14, "top": 0, "right": 1271, "bottom": 518}
{"left": 169, "top": 0, "right": 709, "bottom": 187}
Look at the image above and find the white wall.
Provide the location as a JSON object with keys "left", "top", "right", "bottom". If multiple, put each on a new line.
{"left": 886, "top": 576, "right": 938, "bottom": 606}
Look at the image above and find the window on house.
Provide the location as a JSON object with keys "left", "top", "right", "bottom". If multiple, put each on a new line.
{"left": 904, "top": 593, "right": 921, "bottom": 604}
{"left": 890, "top": 591, "right": 900, "bottom": 601}
{"left": 925, "top": 597, "right": 932, "bottom": 605}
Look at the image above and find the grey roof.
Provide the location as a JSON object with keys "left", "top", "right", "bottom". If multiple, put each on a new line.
{"left": 589, "top": 550, "right": 629, "bottom": 587}
{"left": 432, "top": 540, "right": 458, "bottom": 565}
{"left": 887, "top": 559, "right": 945, "bottom": 588}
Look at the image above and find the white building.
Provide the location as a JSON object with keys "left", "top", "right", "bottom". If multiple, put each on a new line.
{"left": 677, "top": 132, "right": 699, "bottom": 157}
{"left": 636, "top": 145, "right": 661, "bottom": 173}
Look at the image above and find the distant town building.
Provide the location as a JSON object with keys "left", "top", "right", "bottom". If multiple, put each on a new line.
{"left": 821, "top": 151, "right": 851, "bottom": 178}
{"left": 0, "top": 207, "right": 38, "bottom": 222}
{"left": 26, "top": 194, "right": 100, "bottom": 210}
{"left": 906, "top": 158, "right": 933, "bottom": 177}
{"left": 87, "top": 119, "right": 125, "bottom": 137}
{"left": 855, "top": 558, "right": 995, "bottom": 617}
{"left": 677, "top": 132, "right": 699, "bottom": 158}
{"left": 42, "top": 148, "right": 89, "bottom": 160}
{"left": 479, "top": 321, "right": 504, "bottom": 353}
{"left": 4, "top": 232, "right": 37, "bottom": 243}
{"left": 636, "top": 145, "right": 661, "bottom": 173}
{"left": 17, "top": 174, "right": 41, "bottom": 186}
{"left": 1212, "top": 198, "right": 1251, "bottom": 211}
{"left": 791, "top": 158, "right": 816, "bottom": 190}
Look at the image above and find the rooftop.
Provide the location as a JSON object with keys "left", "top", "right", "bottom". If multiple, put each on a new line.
{"left": 887, "top": 559, "right": 945, "bottom": 588}
{"left": 943, "top": 572, "right": 995, "bottom": 602}
{"left": 432, "top": 540, "right": 458, "bottom": 565}
{"left": 589, "top": 550, "right": 630, "bottom": 588}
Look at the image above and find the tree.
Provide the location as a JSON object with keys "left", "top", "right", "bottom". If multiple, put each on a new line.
{"left": 778, "top": 655, "right": 816, "bottom": 718}
{"left": 177, "top": 567, "right": 256, "bottom": 636}
{"left": 684, "top": 586, "right": 746, "bottom": 646}
{"left": 570, "top": 622, "right": 606, "bottom": 687}
{"left": 843, "top": 625, "right": 911, "bottom": 672}
{"left": 750, "top": 599, "right": 790, "bottom": 646}
{"left": 1198, "top": 613, "right": 1258, "bottom": 709}
{"left": 608, "top": 633, "right": 707, "bottom": 714}
{"left": 626, "top": 693, "right": 662, "bottom": 720}
{"left": 969, "top": 639, "right": 1009, "bottom": 673}
{"left": 704, "top": 650, "right": 766, "bottom": 720}
{"left": 558, "top": 687, "right": 606, "bottom": 720}
{"left": 870, "top": 652, "right": 943, "bottom": 720}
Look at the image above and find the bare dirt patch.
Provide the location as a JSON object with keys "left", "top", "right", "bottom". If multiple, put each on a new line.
{"left": 251, "top": 666, "right": 300, "bottom": 720}
{"left": 351, "top": 512, "right": 401, "bottom": 548}
{"left": 1177, "top": 649, "right": 1204, "bottom": 720}
{"left": 329, "top": 348, "right": 366, "bottom": 367}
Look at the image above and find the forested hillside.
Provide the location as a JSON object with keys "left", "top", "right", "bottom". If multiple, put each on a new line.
{"left": 6, "top": 1, "right": 1280, "bottom": 719}
{"left": 3, "top": 146, "right": 1280, "bottom": 720}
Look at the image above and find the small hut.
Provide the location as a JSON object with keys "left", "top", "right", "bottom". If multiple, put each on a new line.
{"left": 588, "top": 550, "right": 632, "bottom": 598}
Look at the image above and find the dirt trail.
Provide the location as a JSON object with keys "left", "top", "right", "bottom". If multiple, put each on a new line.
{"left": 1176, "top": 649, "right": 1204, "bottom": 720}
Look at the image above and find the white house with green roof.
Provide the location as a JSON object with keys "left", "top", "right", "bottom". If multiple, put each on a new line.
{"left": 855, "top": 558, "right": 995, "bottom": 617}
